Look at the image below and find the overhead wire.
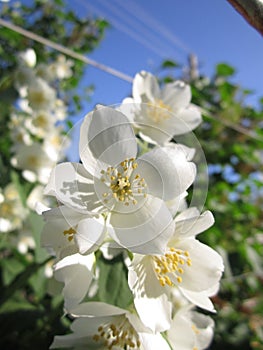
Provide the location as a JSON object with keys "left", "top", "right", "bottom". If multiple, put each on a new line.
{"left": 0, "top": 16, "right": 262, "bottom": 143}
{"left": 0, "top": 18, "right": 133, "bottom": 83}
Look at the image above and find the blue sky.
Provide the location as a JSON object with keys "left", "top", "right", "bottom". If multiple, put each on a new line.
{"left": 2, "top": 0, "right": 262, "bottom": 159}
{"left": 65, "top": 0, "right": 263, "bottom": 114}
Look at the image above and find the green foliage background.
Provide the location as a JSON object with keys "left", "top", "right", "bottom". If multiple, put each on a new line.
{"left": 161, "top": 60, "right": 263, "bottom": 350}
{"left": 0, "top": 1, "right": 262, "bottom": 349}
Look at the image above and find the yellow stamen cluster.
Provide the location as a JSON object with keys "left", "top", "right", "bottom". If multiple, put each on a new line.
{"left": 153, "top": 247, "right": 192, "bottom": 287}
{"left": 92, "top": 318, "right": 141, "bottom": 350}
{"left": 63, "top": 227, "right": 76, "bottom": 242}
{"left": 100, "top": 158, "right": 147, "bottom": 206}
{"left": 33, "top": 113, "right": 48, "bottom": 128}
{"left": 27, "top": 155, "right": 40, "bottom": 168}
{"left": 0, "top": 203, "right": 13, "bottom": 216}
{"left": 147, "top": 99, "right": 172, "bottom": 123}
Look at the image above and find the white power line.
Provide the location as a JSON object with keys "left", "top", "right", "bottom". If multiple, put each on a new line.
{"left": 0, "top": 18, "right": 133, "bottom": 83}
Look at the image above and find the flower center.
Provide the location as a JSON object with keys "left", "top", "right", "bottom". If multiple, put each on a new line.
{"left": 0, "top": 203, "right": 13, "bottom": 216}
{"left": 33, "top": 113, "right": 48, "bottom": 128}
{"left": 100, "top": 158, "right": 147, "bottom": 207}
{"left": 29, "top": 91, "right": 47, "bottom": 105}
{"left": 27, "top": 155, "right": 40, "bottom": 168}
{"left": 153, "top": 247, "right": 192, "bottom": 286}
{"left": 93, "top": 317, "right": 141, "bottom": 350}
{"left": 63, "top": 227, "right": 76, "bottom": 242}
{"left": 147, "top": 99, "right": 172, "bottom": 123}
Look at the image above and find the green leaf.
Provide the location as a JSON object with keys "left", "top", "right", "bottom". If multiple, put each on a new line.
{"left": 161, "top": 59, "right": 179, "bottom": 69}
{"left": 0, "top": 258, "right": 51, "bottom": 306}
{"left": 28, "top": 212, "right": 48, "bottom": 263}
{"left": 96, "top": 254, "right": 133, "bottom": 309}
{"left": 216, "top": 63, "right": 235, "bottom": 77}
{"left": 1, "top": 257, "right": 25, "bottom": 286}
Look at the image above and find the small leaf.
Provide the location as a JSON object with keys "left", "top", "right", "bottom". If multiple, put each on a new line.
{"left": 216, "top": 63, "right": 235, "bottom": 77}
{"left": 97, "top": 254, "right": 133, "bottom": 308}
{"left": 161, "top": 59, "right": 179, "bottom": 69}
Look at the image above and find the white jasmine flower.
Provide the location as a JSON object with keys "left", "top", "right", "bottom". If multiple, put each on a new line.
{"left": 167, "top": 306, "right": 214, "bottom": 350}
{"left": 54, "top": 98, "right": 67, "bottom": 121}
{"left": 50, "top": 55, "right": 74, "bottom": 80}
{"left": 53, "top": 253, "right": 95, "bottom": 310}
{"left": 27, "top": 77, "right": 56, "bottom": 111}
{"left": 43, "top": 126, "right": 70, "bottom": 162}
{"left": 9, "top": 113, "right": 32, "bottom": 149}
{"left": 0, "top": 183, "right": 28, "bottom": 233}
{"left": 11, "top": 144, "right": 55, "bottom": 184}
{"left": 50, "top": 302, "right": 171, "bottom": 350}
{"left": 25, "top": 110, "right": 54, "bottom": 138}
{"left": 26, "top": 185, "right": 52, "bottom": 211}
{"left": 121, "top": 70, "right": 202, "bottom": 144}
{"left": 18, "top": 48, "right": 37, "bottom": 68}
{"left": 35, "top": 62, "right": 55, "bottom": 82}
{"left": 13, "top": 227, "right": 36, "bottom": 254}
{"left": 10, "top": 126, "right": 32, "bottom": 150}
{"left": 128, "top": 209, "right": 224, "bottom": 331}
{"left": 41, "top": 205, "right": 106, "bottom": 257}
{"left": 45, "top": 106, "right": 196, "bottom": 255}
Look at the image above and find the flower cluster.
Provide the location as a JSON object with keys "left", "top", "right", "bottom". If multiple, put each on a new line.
{"left": 41, "top": 71, "right": 224, "bottom": 349}
{"left": 0, "top": 48, "right": 73, "bottom": 251}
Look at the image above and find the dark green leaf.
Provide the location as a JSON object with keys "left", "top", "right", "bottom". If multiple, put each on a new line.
{"left": 96, "top": 254, "right": 133, "bottom": 309}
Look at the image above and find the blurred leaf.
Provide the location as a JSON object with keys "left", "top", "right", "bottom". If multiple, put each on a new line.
{"left": 1, "top": 257, "right": 25, "bottom": 286}
{"left": 216, "top": 63, "right": 236, "bottom": 77}
{"left": 161, "top": 59, "right": 180, "bottom": 69}
{"left": 0, "top": 258, "right": 50, "bottom": 306}
{"left": 96, "top": 254, "right": 133, "bottom": 308}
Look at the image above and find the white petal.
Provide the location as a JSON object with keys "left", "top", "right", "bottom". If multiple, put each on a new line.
{"left": 44, "top": 162, "right": 100, "bottom": 213}
{"left": 70, "top": 301, "right": 126, "bottom": 317}
{"left": 41, "top": 214, "right": 71, "bottom": 253}
{"left": 167, "top": 310, "right": 195, "bottom": 350}
{"left": 138, "top": 125, "right": 171, "bottom": 145}
{"left": 70, "top": 316, "right": 116, "bottom": 338}
{"left": 109, "top": 196, "right": 175, "bottom": 254}
{"left": 128, "top": 255, "right": 172, "bottom": 332}
{"left": 139, "top": 332, "right": 171, "bottom": 350}
{"left": 79, "top": 106, "right": 137, "bottom": 175}
{"left": 165, "top": 142, "right": 196, "bottom": 161}
{"left": 50, "top": 333, "right": 90, "bottom": 349}
{"left": 138, "top": 146, "right": 196, "bottom": 201}
{"left": 54, "top": 253, "right": 95, "bottom": 311}
{"left": 166, "top": 192, "right": 188, "bottom": 217}
{"left": 173, "top": 240, "right": 224, "bottom": 293}
{"left": 75, "top": 216, "right": 105, "bottom": 254}
{"left": 180, "top": 289, "right": 216, "bottom": 312}
{"left": 162, "top": 80, "right": 191, "bottom": 110}
{"left": 133, "top": 71, "right": 160, "bottom": 101}
{"left": 171, "top": 104, "right": 202, "bottom": 135}
{"left": 134, "top": 295, "right": 172, "bottom": 333}
{"left": 175, "top": 207, "right": 200, "bottom": 221}
{"left": 128, "top": 255, "right": 164, "bottom": 298}
{"left": 173, "top": 210, "right": 215, "bottom": 239}
{"left": 117, "top": 98, "right": 137, "bottom": 122}
{"left": 191, "top": 311, "right": 215, "bottom": 348}
{"left": 43, "top": 205, "right": 87, "bottom": 222}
